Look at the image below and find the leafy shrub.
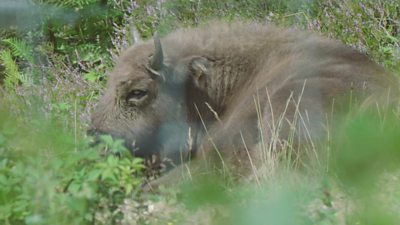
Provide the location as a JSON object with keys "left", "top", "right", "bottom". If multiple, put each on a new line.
{"left": 0, "top": 97, "right": 144, "bottom": 225}
{"left": 0, "top": 0, "right": 399, "bottom": 224}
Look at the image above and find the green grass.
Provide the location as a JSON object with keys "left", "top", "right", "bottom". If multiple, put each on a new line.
{"left": 0, "top": 0, "right": 399, "bottom": 224}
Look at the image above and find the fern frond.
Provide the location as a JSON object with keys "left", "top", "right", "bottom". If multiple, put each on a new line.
{"left": 0, "top": 50, "right": 23, "bottom": 91}
{"left": 2, "top": 38, "right": 34, "bottom": 64}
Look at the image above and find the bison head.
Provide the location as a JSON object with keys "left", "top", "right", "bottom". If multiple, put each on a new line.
{"left": 90, "top": 35, "right": 212, "bottom": 163}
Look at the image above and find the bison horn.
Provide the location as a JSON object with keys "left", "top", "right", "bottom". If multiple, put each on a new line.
{"left": 150, "top": 32, "right": 164, "bottom": 71}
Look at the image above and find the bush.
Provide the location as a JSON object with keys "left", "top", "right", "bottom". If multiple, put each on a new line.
{"left": 0, "top": 0, "right": 399, "bottom": 224}
{"left": 0, "top": 95, "right": 144, "bottom": 224}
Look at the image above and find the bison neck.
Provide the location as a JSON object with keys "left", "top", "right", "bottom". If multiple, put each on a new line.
{"left": 186, "top": 57, "right": 257, "bottom": 128}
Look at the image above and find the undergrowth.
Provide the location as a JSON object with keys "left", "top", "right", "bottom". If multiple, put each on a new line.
{"left": 0, "top": 93, "right": 144, "bottom": 225}
{"left": 0, "top": 0, "right": 399, "bottom": 224}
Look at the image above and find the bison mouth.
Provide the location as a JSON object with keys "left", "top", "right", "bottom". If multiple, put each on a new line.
{"left": 89, "top": 132, "right": 170, "bottom": 178}
{"left": 87, "top": 126, "right": 189, "bottom": 175}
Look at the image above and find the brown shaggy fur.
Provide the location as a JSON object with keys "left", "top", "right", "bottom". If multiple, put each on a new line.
{"left": 90, "top": 21, "right": 398, "bottom": 187}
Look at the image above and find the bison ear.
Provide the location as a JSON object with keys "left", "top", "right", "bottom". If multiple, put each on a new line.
{"left": 190, "top": 57, "right": 210, "bottom": 89}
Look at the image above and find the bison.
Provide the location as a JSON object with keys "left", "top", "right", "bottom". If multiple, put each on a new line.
{"left": 90, "top": 21, "right": 398, "bottom": 187}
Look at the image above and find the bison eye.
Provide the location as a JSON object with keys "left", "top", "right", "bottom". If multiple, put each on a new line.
{"left": 126, "top": 89, "right": 148, "bottom": 103}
